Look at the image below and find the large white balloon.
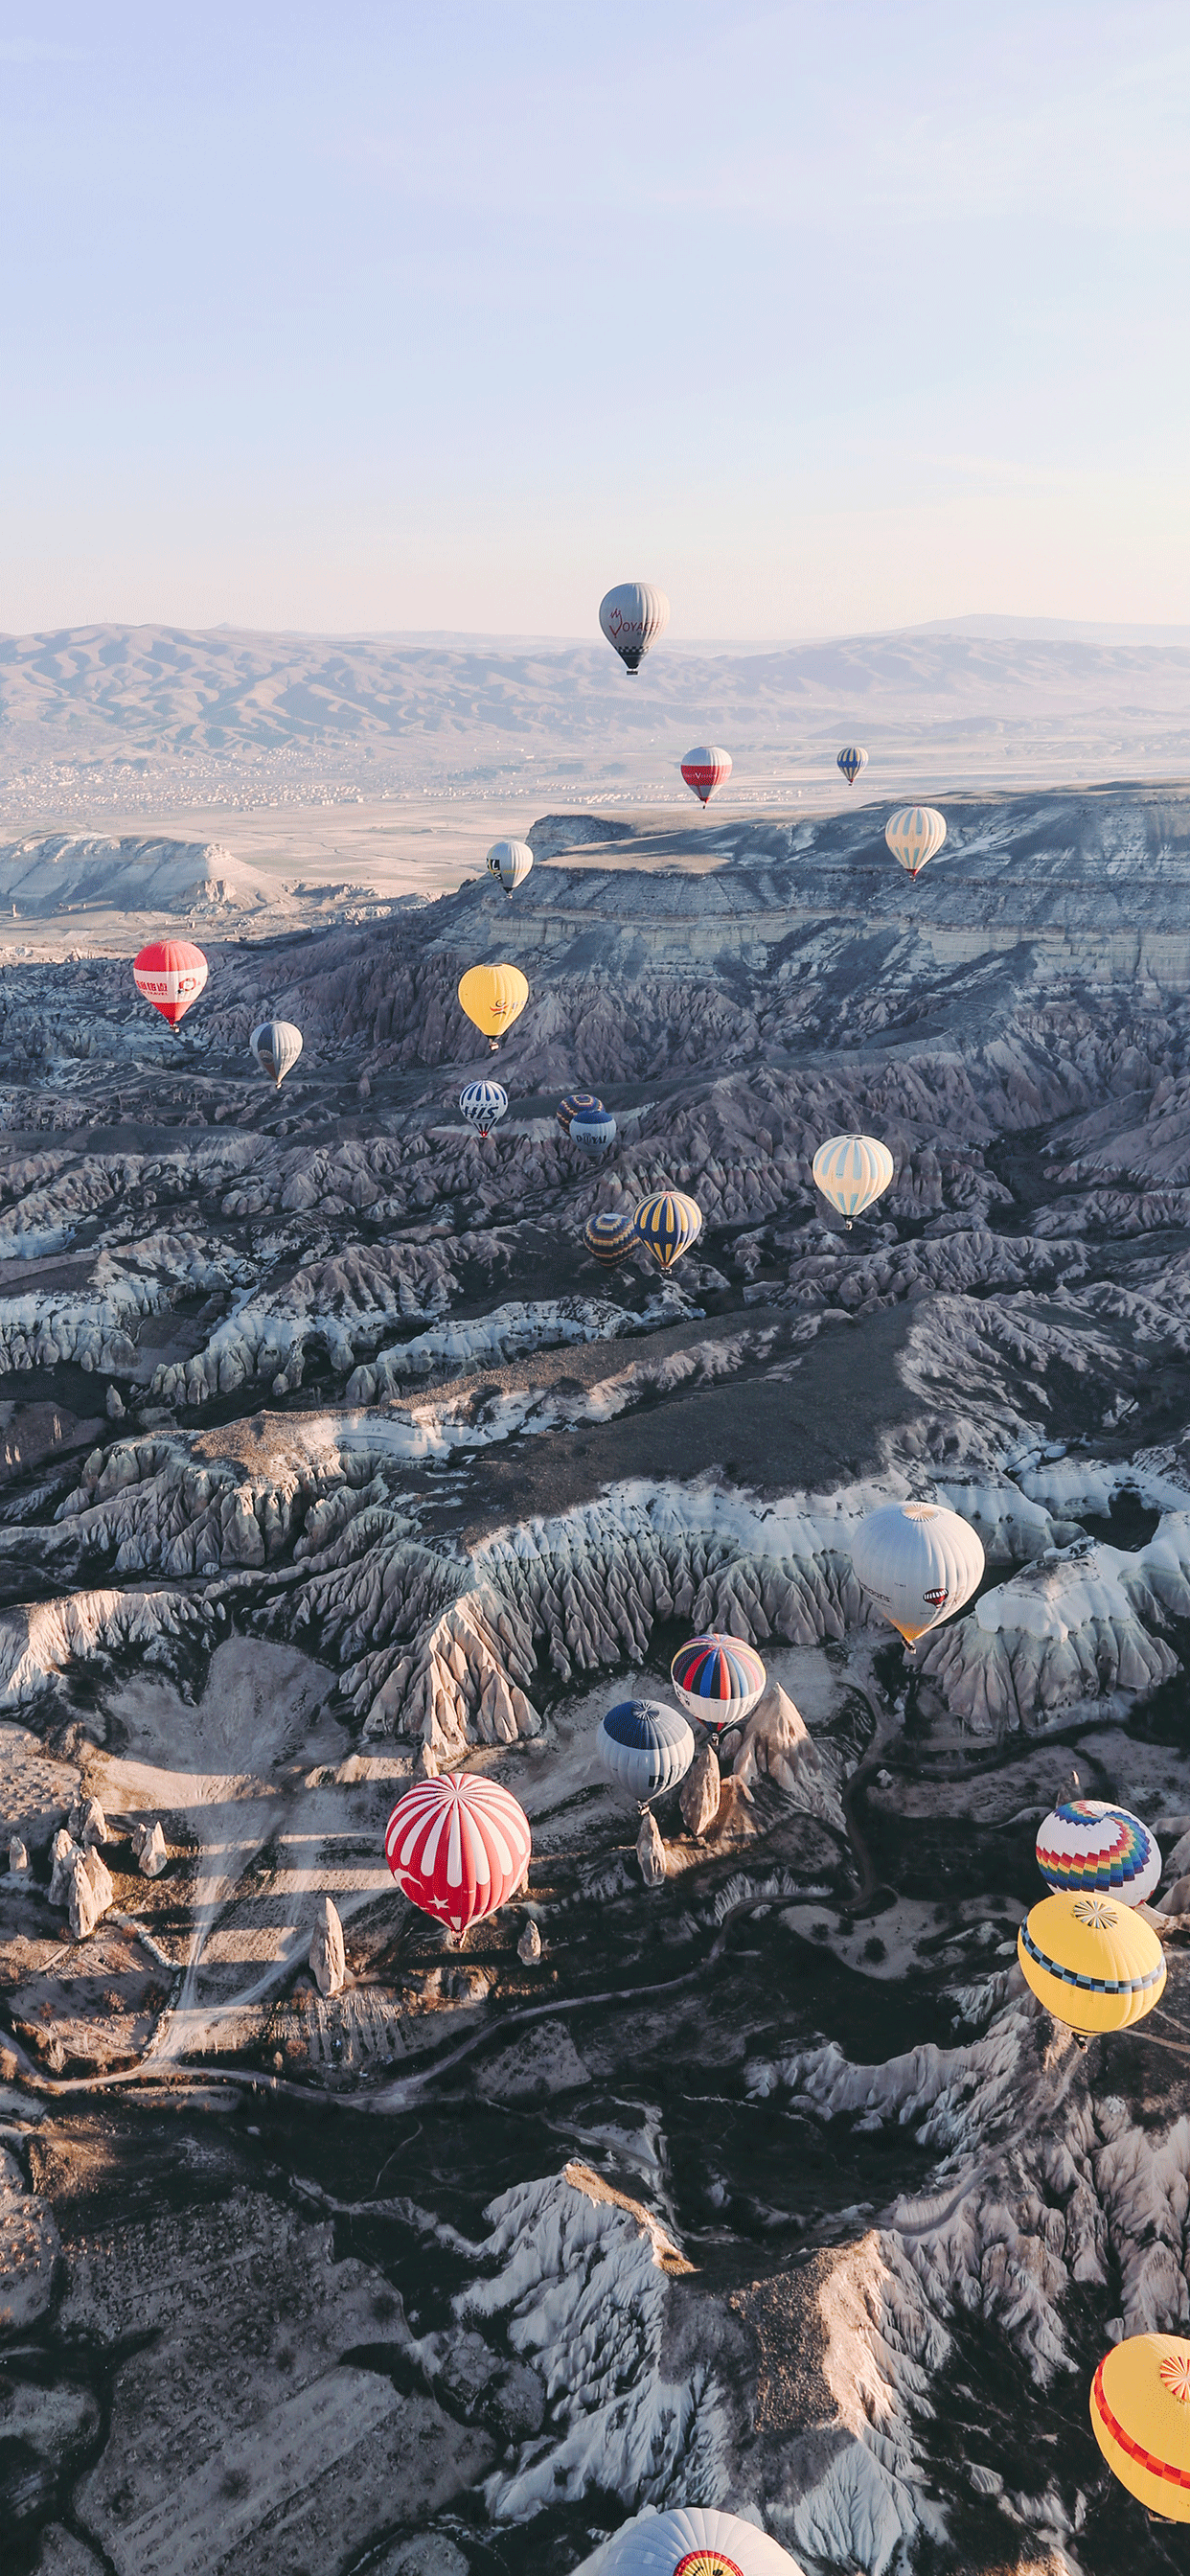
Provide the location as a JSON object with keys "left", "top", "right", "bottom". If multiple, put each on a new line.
{"left": 812, "top": 1134, "right": 894, "bottom": 1224}
{"left": 597, "top": 2507, "right": 806, "bottom": 2576}
{"left": 599, "top": 582, "right": 671, "bottom": 675}
{"left": 249, "top": 1020, "right": 303, "bottom": 1088}
{"left": 487, "top": 840, "right": 534, "bottom": 895}
{"left": 852, "top": 1499, "right": 984, "bottom": 1646}
{"left": 884, "top": 806, "right": 947, "bottom": 878}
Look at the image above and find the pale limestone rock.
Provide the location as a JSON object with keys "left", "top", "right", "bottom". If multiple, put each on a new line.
{"left": 679, "top": 1739, "right": 721, "bottom": 1839}
{"left": 1159, "top": 1874, "right": 1190, "bottom": 1917}
{"left": 8, "top": 1836, "right": 28, "bottom": 1874}
{"left": 637, "top": 1808, "right": 667, "bottom": 1888}
{"left": 417, "top": 1739, "right": 439, "bottom": 1779}
{"left": 733, "top": 1684, "right": 844, "bottom": 1827}
{"left": 310, "top": 1895, "right": 346, "bottom": 1996}
{"left": 49, "top": 1828, "right": 80, "bottom": 1908}
{"left": 132, "top": 1818, "right": 168, "bottom": 1877}
{"left": 106, "top": 1385, "right": 125, "bottom": 1418}
{"left": 517, "top": 1918, "right": 542, "bottom": 1965}
{"left": 69, "top": 1846, "right": 113, "bottom": 1939}
{"left": 68, "top": 1797, "right": 107, "bottom": 1849}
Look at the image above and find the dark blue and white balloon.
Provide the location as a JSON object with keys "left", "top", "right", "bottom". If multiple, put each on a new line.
{"left": 570, "top": 1106, "right": 617, "bottom": 1158}
{"left": 460, "top": 1079, "right": 509, "bottom": 1138}
{"left": 596, "top": 1699, "right": 694, "bottom": 1804}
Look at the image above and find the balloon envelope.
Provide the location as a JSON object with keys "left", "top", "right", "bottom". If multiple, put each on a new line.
{"left": 558, "top": 1091, "right": 604, "bottom": 1134}
{"left": 852, "top": 1499, "right": 984, "bottom": 1645}
{"left": 250, "top": 1020, "right": 303, "bottom": 1088}
{"left": 599, "top": 2507, "right": 806, "bottom": 2576}
{"left": 1018, "top": 1889, "right": 1165, "bottom": 2036}
{"left": 583, "top": 1208, "right": 637, "bottom": 1266}
{"left": 633, "top": 1190, "right": 702, "bottom": 1273}
{"left": 671, "top": 1633, "right": 767, "bottom": 1727}
{"left": 1037, "top": 1799, "right": 1161, "bottom": 1907}
{"left": 384, "top": 1774, "right": 531, "bottom": 1935}
{"left": 885, "top": 805, "right": 947, "bottom": 878}
{"left": 837, "top": 747, "right": 868, "bottom": 786}
{"left": 599, "top": 582, "right": 671, "bottom": 675}
{"left": 458, "top": 964, "right": 529, "bottom": 1046}
{"left": 487, "top": 840, "right": 534, "bottom": 895}
{"left": 460, "top": 1078, "right": 509, "bottom": 1138}
{"left": 570, "top": 1107, "right": 617, "bottom": 1156}
{"left": 680, "top": 747, "right": 732, "bottom": 806}
{"left": 597, "top": 1699, "right": 694, "bottom": 1803}
{"left": 812, "top": 1134, "right": 894, "bottom": 1221}
{"left": 1091, "top": 2334, "right": 1190, "bottom": 2521}
{"left": 132, "top": 939, "right": 208, "bottom": 1027}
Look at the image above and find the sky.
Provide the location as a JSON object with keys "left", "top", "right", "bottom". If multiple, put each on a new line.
{"left": 1, "top": 0, "right": 1188, "bottom": 639}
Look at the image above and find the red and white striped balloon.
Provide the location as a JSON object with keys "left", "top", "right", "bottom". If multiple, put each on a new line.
{"left": 132, "top": 939, "right": 209, "bottom": 1027}
{"left": 384, "top": 1773, "right": 532, "bottom": 1934}
{"left": 679, "top": 747, "right": 733, "bottom": 807}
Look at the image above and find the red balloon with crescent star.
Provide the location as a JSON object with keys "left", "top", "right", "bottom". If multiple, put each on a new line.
{"left": 384, "top": 1773, "right": 532, "bottom": 1934}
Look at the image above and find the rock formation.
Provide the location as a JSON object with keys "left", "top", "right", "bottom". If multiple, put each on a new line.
{"left": 309, "top": 1896, "right": 346, "bottom": 1997}
{"left": 636, "top": 1810, "right": 667, "bottom": 1888}
{"left": 678, "top": 1740, "right": 721, "bottom": 1839}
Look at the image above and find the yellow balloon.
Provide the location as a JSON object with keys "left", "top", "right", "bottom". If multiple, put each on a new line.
{"left": 1018, "top": 1889, "right": 1165, "bottom": 2036}
{"left": 458, "top": 964, "right": 529, "bottom": 1049}
{"left": 1092, "top": 2333, "right": 1190, "bottom": 2521}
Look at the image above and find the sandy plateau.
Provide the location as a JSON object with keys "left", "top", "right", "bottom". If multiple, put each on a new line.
{"left": 7, "top": 667, "right": 1190, "bottom": 2573}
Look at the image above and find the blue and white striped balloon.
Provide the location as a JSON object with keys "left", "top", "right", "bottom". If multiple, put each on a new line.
{"left": 812, "top": 1133, "right": 894, "bottom": 1221}
{"left": 460, "top": 1078, "right": 509, "bottom": 1138}
{"left": 885, "top": 805, "right": 947, "bottom": 877}
{"left": 837, "top": 746, "right": 868, "bottom": 787}
{"left": 596, "top": 1700, "right": 694, "bottom": 1804}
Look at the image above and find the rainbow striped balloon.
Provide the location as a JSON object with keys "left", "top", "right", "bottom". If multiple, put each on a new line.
{"left": 671, "top": 1633, "right": 767, "bottom": 1727}
{"left": 1036, "top": 1800, "right": 1161, "bottom": 1908}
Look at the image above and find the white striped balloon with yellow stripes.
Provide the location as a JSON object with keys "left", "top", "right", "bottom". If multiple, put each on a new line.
{"left": 812, "top": 1133, "right": 895, "bottom": 1220}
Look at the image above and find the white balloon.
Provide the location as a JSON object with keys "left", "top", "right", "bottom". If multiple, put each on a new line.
{"left": 486, "top": 840, "right": 534, "bottom": 894}
{"left": 599, "top": 2507, "right": 806, "bottom": 2576}
{"left": 599, "top": 582, "right": 671, "bottom": 675}
{"left": 884, "top": 806, "right": 947, "bottom": 877}
{"left": 249, "top": 1020, "right": 303, "bottom": 1088}
{"left": 852, "top": 1499, "right": 984, "bottom": 1646}
{"left": 812, "top": 1133, "right": 894, "bottom": 1221}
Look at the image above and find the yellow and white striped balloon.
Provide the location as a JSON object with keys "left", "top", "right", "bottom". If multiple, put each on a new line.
{"left": 812, "top": 1133, "right": 894, "bottom": 1221}
{"left": 884, "top": 805, "right": 947, "bottom": 878}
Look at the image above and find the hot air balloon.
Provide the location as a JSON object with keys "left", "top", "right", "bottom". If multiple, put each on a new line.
{"left": 680, "top": 747, "right": 732, "bottom": 808}
{"left": 1091, "top": 2334, "right": 1190, "bottom": 2522}
{"left": 599, "top": 583, "right": 671, "bottom": 676}
{"left": 384, "top": 1773, "right": 531, "bottom": 1936}
{"left": 837, "top": 747, "right": 868, "bottom": 787}
{"left": 597, "top": 1699, "right": 694, "bottom": 1804}
{"left": 487, "top": 840, "right": 534, "bottom": 895}
{"left": 460, "top": 1078, "right": 509, "bottom": 1138}
{"left": 812, "top": 1134, "right": 895, "bottom": 1229}
{"left": 598, "top": 2506, "right": 807, "bottom": 2576}
{"left": 458, "top": 963, "right": 529, "bottom": 1051}
{"left": 1036, "top": 1800, "right": 1161, "bottom": 1907}
{"left": 671, "top": 1634, "right": 767, "bottom": 1728}
{"left": 249, "top": 1020, "right": 303, "bottom": 1089}
{"left": 557, "top": 1091, "right": 604, "bottom": 1135}
{"left": 583, "top": 1208, "right": 637, "bottom": 1266}
{"left": 633, "top": 1190, "right": 702, "bottom": 1273}
{"left": 884, "top": 806, "right": 947, "bottom": 878}
{"left": 852, "top": 1500, "right": 984, "bottom": 1648}
{"left": 1018, "top": 1889, "right": 1165, "bottom": 2038}
{"left": 570, "top": 1107, "right": 617, "bottom": 1157}
{"left": 132, "top": 939, "right": 208, "bottom": 1028}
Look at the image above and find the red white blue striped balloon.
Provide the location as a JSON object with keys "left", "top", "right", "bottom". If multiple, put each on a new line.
{"left": 1036, "top": 1800, "right": 1161, "bottom": 1908}
{"left": 384, "top": 1774, "right": 532, "bottom": 1934}
{"left": 671, "top": 1633, "right": 767, "bottom": 1727}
